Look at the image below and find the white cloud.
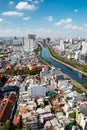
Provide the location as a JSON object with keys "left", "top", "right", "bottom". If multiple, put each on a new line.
{"left": 74, "top": 9, "right": 78, "bottom": 12}
{"left": 84, "top": 24, "right": 87, "bottom": 27}
{"left": 54, "top": 18, "right": 72, "bottom": 26}
{"left": 78, "top": 27, "right": 83, "bottom": 30}
{"left": 65, "top": 18, "right": 72, "bottom": 24}
{"left": 34, "top": 0, "right": 39, "bottom": 4}
{"left": 44, "top": 16, "right": 53, "bottom": 22}
{"left": 2, "top": 11, "right": 23, "bottom": 16}
{"left": 0, "top": 28, "right": 22, "bottom": 37}
{"left": 0, "top": 18, "right": 3, "bottom": 22}
{"left": 16, "top": 2, "right": 36, "bottom": 10}
{"left": 64, "top": 24, "right": 72, "bottom": 29}
{"left": 35, "top": 0, "right": 44, "bottom": 4}
{"left": 47, "top": 16, "right": 53, "bottom": 22}
{"left": 9, "top": 1, "right": 14, "bottom": 5}
{"left": 23, "top": 17, "right": 31, "bottom": 21}
{"left": 64, "top": 24, "right": 83, "bottom": 30}
{"left": 71, "top": 25, "right": 78, "bottom": 29}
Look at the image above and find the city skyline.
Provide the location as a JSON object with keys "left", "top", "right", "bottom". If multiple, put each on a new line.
{"left": 0, "top": 0, "right": 87, "bottom": 37}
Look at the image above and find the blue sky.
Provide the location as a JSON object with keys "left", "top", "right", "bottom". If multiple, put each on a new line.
{"left": 0, "top": 0, "right": 87, "bottom": 38}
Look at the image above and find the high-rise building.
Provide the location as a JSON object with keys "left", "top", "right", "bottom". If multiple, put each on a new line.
{"left": 21, "top": 37, "right": 24, "bottom": 46}
{"left": 59, "top": 40, "right": 65, "bottom": 50}
{"left": 28, "top": 34, "right": 36, "bottom": 41}
{"left": 82, "top": 41, "right": 87, "bottom": 54}
{"left": 24, "top": 34, "right": 36, "bottom": 52}
{"left": 24, "top": 38, "right": 29, "bottom": 51}
{"left": 46, "top": 38, "right": 51, "bottom": 43}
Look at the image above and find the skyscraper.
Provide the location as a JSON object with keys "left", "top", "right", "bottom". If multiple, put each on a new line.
{"left": 28, "top": 34, "right": 36, "bottom": 41}
{"left": 24, "top": 34, "right": 36, "bottom": 52}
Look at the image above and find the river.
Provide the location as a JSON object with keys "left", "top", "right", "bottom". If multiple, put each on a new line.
{"left": 41, "top": 46, "right": 87, "bottom": 84}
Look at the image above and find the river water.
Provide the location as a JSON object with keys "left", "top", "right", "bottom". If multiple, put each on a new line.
{"left": 41, "top": 46, "right": 87, "bottom": 84}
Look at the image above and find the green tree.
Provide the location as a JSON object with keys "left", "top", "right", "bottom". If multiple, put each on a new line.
{"left": 65, "top": 123, "right": 73, "bottom": 130}
{"left": 2, "top": 120, "right": 15, "bottom": 130}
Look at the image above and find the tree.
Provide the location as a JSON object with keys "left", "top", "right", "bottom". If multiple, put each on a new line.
{"left": 65, "top": 123, "right": 73, "bottom": 130}
{"left": 2, "top": 120, "right": 14, "bottom": 130}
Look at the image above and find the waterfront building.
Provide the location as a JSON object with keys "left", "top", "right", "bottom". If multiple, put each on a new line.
{"left": 74, "top": 51, "right": 81, "bottom": 61}
{"left": 82, "top": 41, "right": 87, "bottom": 54}
{"left": 79, "top": 53, "right": 87, "bottom": 63}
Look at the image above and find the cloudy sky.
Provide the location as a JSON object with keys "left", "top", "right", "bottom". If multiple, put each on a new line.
{"left": 0, "top": 0, "right": 87, "bottom": 38}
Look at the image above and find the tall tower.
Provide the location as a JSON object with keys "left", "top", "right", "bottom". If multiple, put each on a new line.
{"left": 24, "top": 34, "right": 36, "bottom": 52}
{"left": 28, "top": 34, "right": 36, "bottom": 51}
{"left": 59, "top": 40, "right": 65, "bottom": 50}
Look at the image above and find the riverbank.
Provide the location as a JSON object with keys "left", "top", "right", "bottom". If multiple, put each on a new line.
{"left": 43, "top": 43, "right": 87, "bottom": 76}
{"left": 40, "top": 43, "right": 87, "bottom": 94}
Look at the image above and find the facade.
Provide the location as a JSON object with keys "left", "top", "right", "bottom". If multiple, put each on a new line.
{"left": 74, "top": 51, "right": 81, "bottom": 61}
{"left": 28, "top": 34, "right": 36, "bottom": 41}
{"left": 24, "top": 34, "right": 36, "bottom": 52}
{"left": 59, "top": 40, "right": 65, "bottom": 51}
{"left": 24, "top": 38, "right": 34, "bottom": 52}
{"left": 82, "top": 41, "right": 87, "bottom": 54}
{"left": 28, "top": 84, "right": 46, "bottom": 98}
{"left": 0, "top": 92, "right": 16, "bottom": 124}
{"left": 46, "top": 38, "right": 51, "bottom": 43}
{"left": 13, "top": 39, "right": 21, "bottom": 46}
{"left": 79, "top": 53, "right": 87, "bottom": 63}
{"left": 28, "top": 39, "right": 34, "bottom": 51}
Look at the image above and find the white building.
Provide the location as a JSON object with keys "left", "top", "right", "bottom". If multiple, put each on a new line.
{"left": 24, "top": 34, "right": 37, "bottom": 52}
{"left": 58, "top": 80, "right": 68, "bottom": 89}
{"left": 74, "top": 51, "right": 81, "bottom": 61}
{"left": 82, "top": 41, "right": 87, "bottom": 54}
{"left": 24, "top": 38, "right": 35, "bottom": 52}
{"left": 50, "top": 79, "right": 56, "bottom": 91}
{"left": 13, "top": 39, "right": 21, "bottom": 46}
{"left": 59, "top": 40, "right": 65, "bottom": 51}
{"left": 28, "top": 83, "right": 46, "bottom": 98}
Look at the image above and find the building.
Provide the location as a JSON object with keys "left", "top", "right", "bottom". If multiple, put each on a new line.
{"left": 46, "top": 38, "right": 51, "bottom": 44}
{"left": 76, "top": 109, "right": 86, "bottom": 130}
{"left": 21, "top": 37, "right": 24, "bottom": 46}
{"left": 24, "top": 38, "right": 35, "bottom": 52}
{"left": 28, "top": 34, "right": 36, "bottom": 41}
{"left": 13, "top": 39, "right": 21, "bottom": 46}
{"left": 82, "top": 41, "right": 87, "bottom": 54}
{"left": 59, "top": 40, "right": 65, "bottom": 51}
{"left": 28, "top": 63, "right": 48, "bottom": 70}
{"left": 28, "top": 83, "right": 46, "bottom": 98}
{"left": 0, "top": 92, "right": 16, "bottom": 124}
{"left": 79, "top": 53, "right": 87, "bottom": 63}
{"left": 24, "top": 34, "right": 36, "bottom": 52}
{"left": 74, "top": 51, "right": 81, "bottom": 61}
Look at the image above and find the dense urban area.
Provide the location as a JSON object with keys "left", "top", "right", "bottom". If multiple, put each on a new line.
{"left": 0, "top": 35, "right": 87, "bottom": 130}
